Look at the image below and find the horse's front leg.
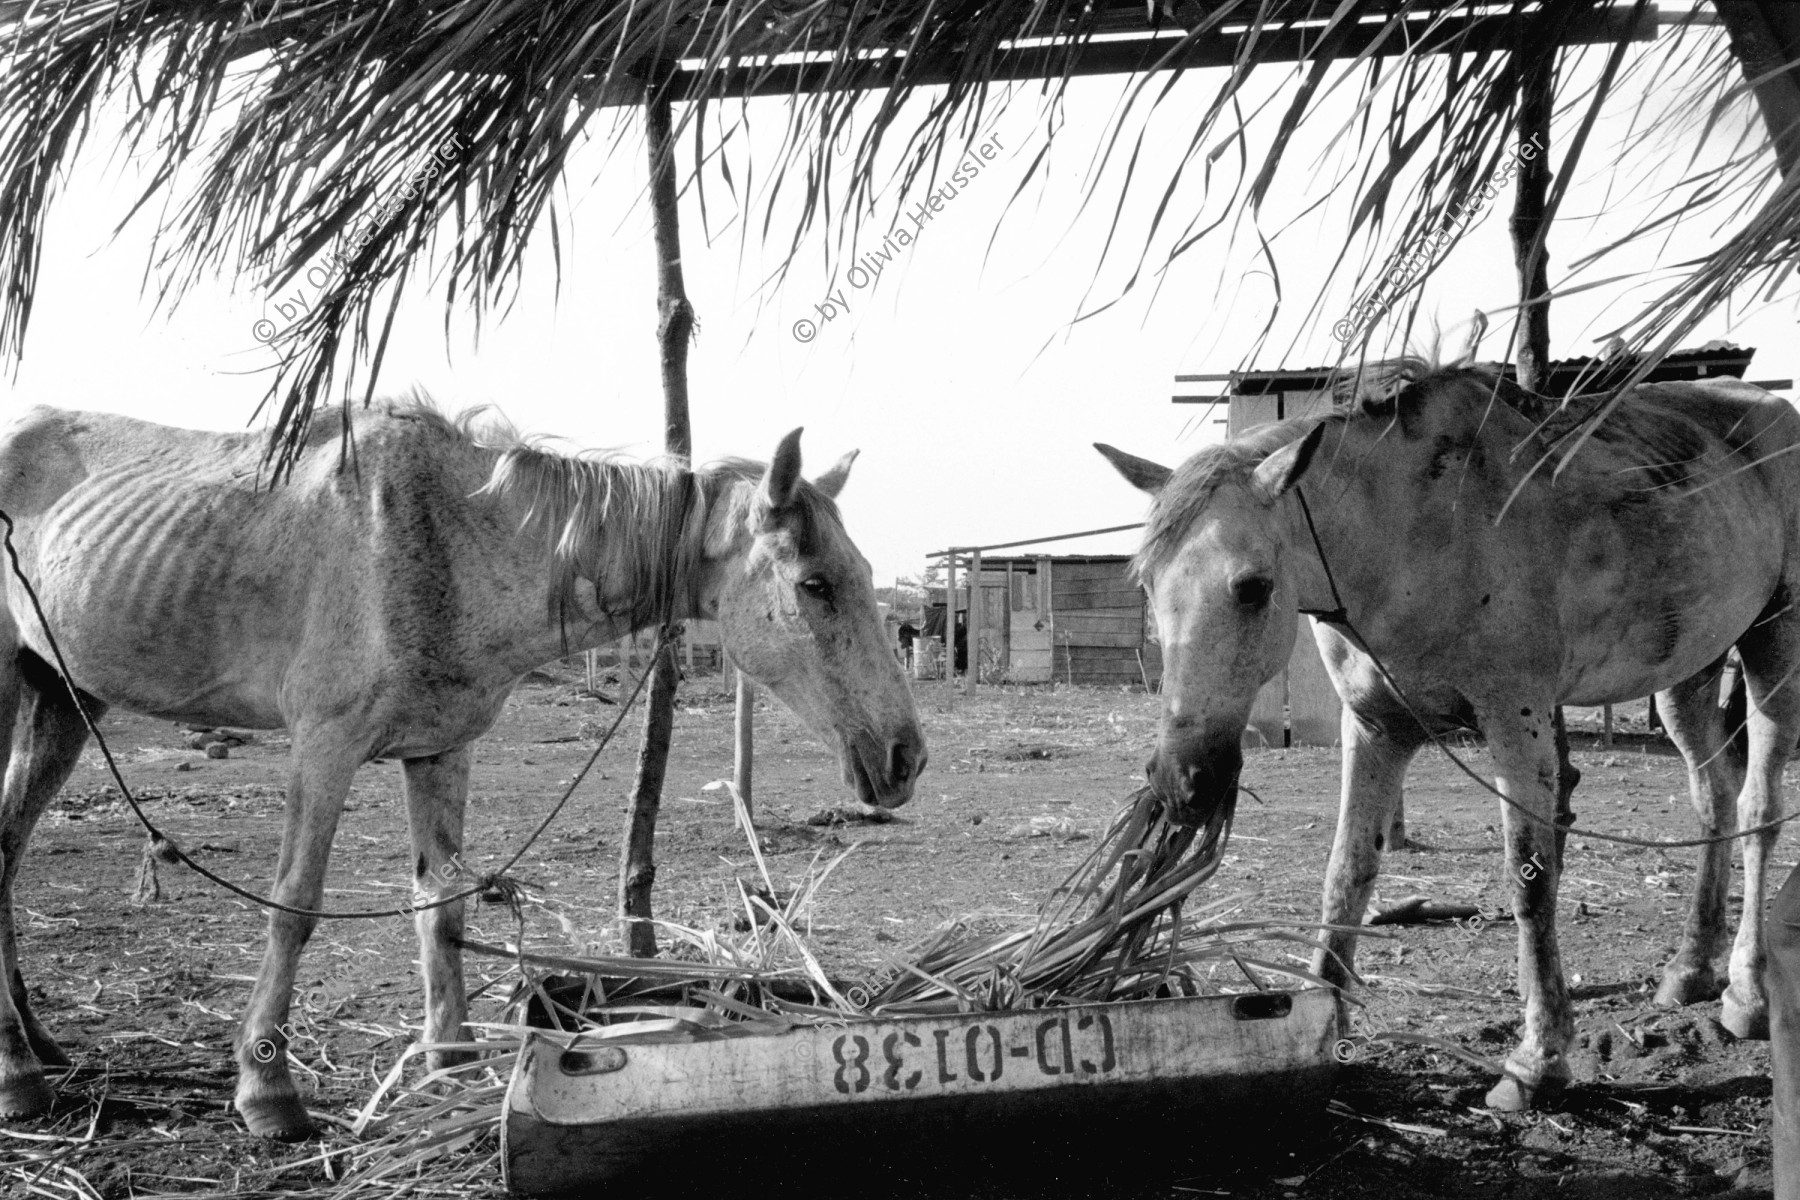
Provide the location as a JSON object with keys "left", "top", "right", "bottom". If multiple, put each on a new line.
{"left": 402, "top": 746, "right": 474, "bottom": 1071}
{"left": 1312, "top": 706, "right": 1419, "bottom": 990}
{"left": 234, "top": 736, "right": 360, "bottom": 1141}
{"left": 1477, "top": 699, "right": 1573, "bottom": 1112}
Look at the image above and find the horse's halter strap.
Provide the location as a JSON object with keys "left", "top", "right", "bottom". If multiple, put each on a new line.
{"left": 1292, "top": 485, "right": 1350, "bottom": 627}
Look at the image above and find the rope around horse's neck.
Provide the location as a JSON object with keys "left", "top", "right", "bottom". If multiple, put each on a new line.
{"left": 0, "top": 507, "right": 660, "bottom": 921}
{"left": 1289, "top": 485, "right": 1800, "bottom": 852}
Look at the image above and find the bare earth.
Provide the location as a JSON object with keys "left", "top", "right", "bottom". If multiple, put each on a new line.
{"left": 0, "top": 669, "right": 1783, "bottom": 1198}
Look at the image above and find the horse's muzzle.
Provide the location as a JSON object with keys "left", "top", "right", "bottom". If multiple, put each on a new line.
{"left": 846, "top": 726, "right": 928, "bottom": 809}
{"left": 1148, "top": 741, "right": 1242, "bottom": 828}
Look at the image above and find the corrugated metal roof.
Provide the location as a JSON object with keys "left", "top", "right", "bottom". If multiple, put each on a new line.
{"left": 955, "top": 553, "right": 1135, "bottom": 567}
{"left": 1220, "top": 345, "right": 1758, "bottom": 398}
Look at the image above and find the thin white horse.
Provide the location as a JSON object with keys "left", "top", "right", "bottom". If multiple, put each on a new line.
{"left": 0, "top": 399, "right": 926, "bottom": 1139}
{"left": 1099, "top": 361, "right": 1800, "bottom": 1110}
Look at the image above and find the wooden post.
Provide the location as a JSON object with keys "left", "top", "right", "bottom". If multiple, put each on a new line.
{"left": 1002, "top": 561, "right": 1014, "bottom": 677}
{"left": 944, "top": 552, "right": 957, "bottom": 706}
{"left": 734, "top": 671, "right": 754, "bottom": 820}
{"left": 1511, "top": 36, "right": 1578, "bottom": 872}
{"left": 1512, "top": 52, "right": 1553, "bottom": 401}
{"left": 621, "top": 86, "right": 697, "bottom": 959}
{"left": 966, "top": 547, "right": 982, "bottom": 696}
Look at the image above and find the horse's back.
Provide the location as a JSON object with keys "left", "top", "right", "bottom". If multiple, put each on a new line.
{"left": 1578, "top": 379, "right": 1800, "bottom": 499}
{"left": 0, "top": 405, "right": 394, "bottom": 726}
{"left": 1523, "top": 380, "right": 1800, "bottom": 702}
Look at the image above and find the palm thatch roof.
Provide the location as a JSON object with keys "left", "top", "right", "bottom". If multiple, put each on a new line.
{"left": 0, "top": 0, "right": 1791, "bottom": 474}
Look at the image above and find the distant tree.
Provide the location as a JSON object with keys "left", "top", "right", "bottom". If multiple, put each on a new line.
{"left": 876, "top": 575, "right": 928, "bottom": 616}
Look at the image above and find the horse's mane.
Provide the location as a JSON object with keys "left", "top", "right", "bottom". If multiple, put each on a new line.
{"left": 1134, "top": 418, "right": 1331, "bottom": 581}
{"left": 1134, "top": 353, "right": 1547, "bottom": 581}
{"left": 440, "top": 399, "right": 841, "bottom": 627}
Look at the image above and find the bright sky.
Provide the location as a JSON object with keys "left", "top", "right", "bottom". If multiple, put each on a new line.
{"left": 13, "top": 18, "right": 1791, "bottom": 585}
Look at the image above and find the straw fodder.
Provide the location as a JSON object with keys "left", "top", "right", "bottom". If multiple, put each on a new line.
{"left": 318, "top": 783, "right": 1331, "bottom": 1195}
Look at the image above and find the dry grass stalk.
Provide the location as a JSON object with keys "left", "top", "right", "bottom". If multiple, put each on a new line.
{"left": 864, "top": 786, "right": 1335, "bottom": 1012}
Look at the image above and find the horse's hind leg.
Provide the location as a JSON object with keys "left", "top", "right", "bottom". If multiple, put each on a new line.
{"left": 0, "top": 652, "right": 96, "bottom": 1116}
{"left": 1721, "top": 608, "right": 1800, "bottom": 1040}
{"left": 1475, "top": 696, "right": 1574, "bottom": 1112}
{"left": 401, "top": 747, "right": 474, "bottom": 1071}
{"left": 1653, "top": 658, "right": 1745, "bottom": 1008}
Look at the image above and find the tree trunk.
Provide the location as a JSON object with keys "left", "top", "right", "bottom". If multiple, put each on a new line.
{"left": 620, "top": 88, "right": 696, "bottom": 959}
{"left": 1717, "top": 1, "right": 1800, "bottom": 180}
{"left": 1719, "top": 18, "right": 1800, "bottom": 1182}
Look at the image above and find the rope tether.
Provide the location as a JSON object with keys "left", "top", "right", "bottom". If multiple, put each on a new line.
{"left": 0, "top": 507, "right": 660, "bottom": 921}
{"left": 1289, "top": 484, "right": 1800, "bottom": 852}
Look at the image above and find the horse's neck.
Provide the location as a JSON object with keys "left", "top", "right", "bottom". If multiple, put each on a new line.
{"left": 1280, "top": 473, "right": 1392, "bottom": 620}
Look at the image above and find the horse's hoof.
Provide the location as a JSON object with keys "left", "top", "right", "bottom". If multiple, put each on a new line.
{"left": 1721, "top": 994, "right": 1770, "bottom": 1041}
{"left": 236, "top": 1093, "right": 315, "bottom": 1141}
{"left": 0, "top": 1073, "right": 53, "bottom": 1120}
{"left": 30, "top": 1043, "right": 70, "bottom": 1069}
{"left": 1654, "top": 966, "right": 1723, "bottom": 1009}
{"left": 1484, "top": 1070, "right": 1565, "bottom": 1112}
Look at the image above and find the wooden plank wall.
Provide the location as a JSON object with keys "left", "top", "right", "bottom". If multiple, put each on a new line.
{"left": 1049, "top": 560, "right": 1162, "bottom": 688}
{"left": 1008, "top": 558, "right": 1054, "bottom": 682}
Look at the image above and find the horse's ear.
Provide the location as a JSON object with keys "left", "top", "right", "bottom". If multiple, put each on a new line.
{"left": 763, "top": 428, "right": 805, "bottom": 511}
{"left": 1250, "top": 423, "right": 1326, "bottom": 502}
{"left": 1095, "top": 443, "right": 1172, "bottom": 495}
{"left": 813, "top": 449, "right": 858, "bottom": 500}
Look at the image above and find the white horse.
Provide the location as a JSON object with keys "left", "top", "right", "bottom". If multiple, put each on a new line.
{"left": 1100, "top": 362, "right": 1800, "bottom": 1111}
{"left": 0, "top": 398, "right": 926, "bottom": 1139}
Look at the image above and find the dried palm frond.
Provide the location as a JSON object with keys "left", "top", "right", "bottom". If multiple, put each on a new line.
{"left": 863, "top": 786, "right": 1335, "bottom": 1012}
{"left": 0, "top": 0, "right": 1771, "bottom": 476}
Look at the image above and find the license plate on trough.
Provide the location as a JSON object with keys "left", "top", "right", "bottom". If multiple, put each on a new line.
{"left": 502, "top": 987, "right": 1341, "bottom": 1196}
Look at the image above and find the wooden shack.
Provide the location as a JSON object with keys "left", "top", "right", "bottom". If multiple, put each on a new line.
{"left": 933, "top": 555, "right": 1160, "bottom": 687}
{"left": 1174, "top": 343, "right": 1775, "bottom": 747}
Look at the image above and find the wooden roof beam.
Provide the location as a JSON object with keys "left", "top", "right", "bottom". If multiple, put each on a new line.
{"left": 599, "top": 3, "right": 1659, "bottom": 106}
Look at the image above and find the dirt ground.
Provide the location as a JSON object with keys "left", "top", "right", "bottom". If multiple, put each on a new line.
{"left": 0, "top": 668, "right": 1786, "bottom": 1198}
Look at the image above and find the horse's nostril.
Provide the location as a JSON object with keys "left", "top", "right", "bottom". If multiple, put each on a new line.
{"left": 888, "top": 739, "right": 916, "bottom": 784}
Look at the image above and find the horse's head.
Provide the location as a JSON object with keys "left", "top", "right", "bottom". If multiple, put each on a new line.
{"left": 702, "top": 430, "right": 926, "bottom": 809}
{"left": 1096, "top": 423, "right": 1327, "bottom": 827}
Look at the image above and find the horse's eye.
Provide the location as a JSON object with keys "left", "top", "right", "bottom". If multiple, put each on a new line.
{"left": 1231, "top": 575, "right": 1274, "bottom": 608}
{"left": 799, "top": 576, "right": 834, "bottom": 602}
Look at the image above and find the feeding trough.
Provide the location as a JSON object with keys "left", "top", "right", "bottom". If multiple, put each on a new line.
{"left": 502, "top": 986, "right": 1340, "bottom": 1194}
{"left": 490, "top": 785, "right": 1342, "bottom": 1193}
